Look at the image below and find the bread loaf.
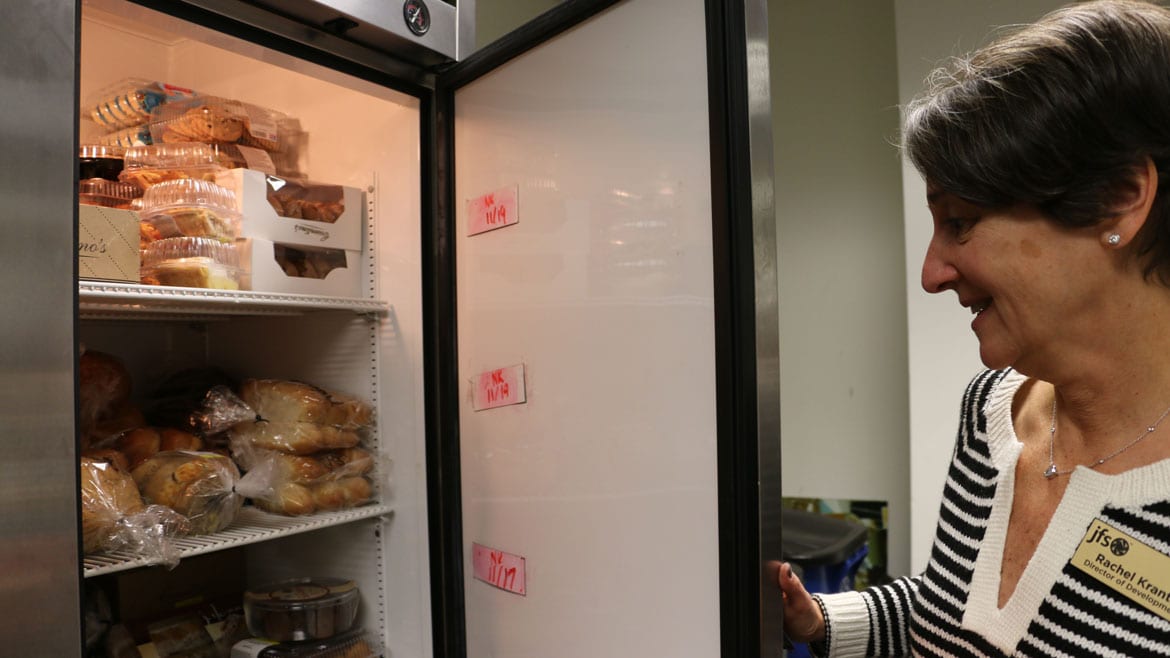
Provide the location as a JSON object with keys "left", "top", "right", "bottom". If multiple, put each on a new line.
{"left": 253, "top": 476, "right": 372, "bottom": 516}
{"left": 132, "top": 451, "right": 241, "bottom": 534}
{"left": 79, "top": 350, "right": 132, "bottom": 442}
{"left": 81, "top": 457, "right": 145, "bottom": 553}
{"left": 239, "top": 379, "right": 373, "bottom": 428}
{"left": 229, "top": 420, "right": 362, "bottom": 455}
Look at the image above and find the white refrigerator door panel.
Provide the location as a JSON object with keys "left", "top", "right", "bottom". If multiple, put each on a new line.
{"left": 455, "top": 0, "right": 718, "bottom": 655}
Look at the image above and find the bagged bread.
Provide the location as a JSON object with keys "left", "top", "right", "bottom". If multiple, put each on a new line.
{"left": 132, "top": 451, "right": 242, "bottom": 535}
{"left": 228, "top": 420, "right": 362, "bottom": 455}
{"left": 238, "top": 379, "right": 373, "bottom": 428}
{"left": 80, "top": 457, "right": 187, "bottom": 565}
{"left": 81, "top": 457, "right": 145, "bottom": 554}
{"left": 79, "top": 349, "right": 134, "bottom": 447}
{"left": 233, "top": 440, "right": 376, "bottom": 516}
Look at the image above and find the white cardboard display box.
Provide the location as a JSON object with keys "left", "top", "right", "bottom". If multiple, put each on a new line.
{"left": 240, "top": 237, "right": 361, "bottom": 298}
{"left": 216, "top": 168, "right": 364, "bottom": 251}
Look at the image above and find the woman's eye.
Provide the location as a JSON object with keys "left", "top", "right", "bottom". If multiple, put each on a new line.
{"left": 946, "top": 216, "right": 979, "bottom": 240}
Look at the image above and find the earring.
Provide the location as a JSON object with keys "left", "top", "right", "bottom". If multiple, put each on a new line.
{"left": 1108, "top": 233, "right": 1122, "bottom": 246}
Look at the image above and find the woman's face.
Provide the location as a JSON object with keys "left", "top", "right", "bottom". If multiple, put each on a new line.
{"left": 920, "top": 186, "right": 1108, "bottom": 371}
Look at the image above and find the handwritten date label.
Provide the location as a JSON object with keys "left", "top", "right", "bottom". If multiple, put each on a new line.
{"left": 467, "top": 185, "right": 519, "bottom": 236}
{"left": 473, "top": 364, "right": 526, "bottom": 411}
{"left": 472, "top": 542, "right": 526, "bottom": 595}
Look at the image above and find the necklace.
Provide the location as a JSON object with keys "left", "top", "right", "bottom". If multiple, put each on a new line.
{"left": 1045, "top": 396, "right": 1170, "bottom": 479}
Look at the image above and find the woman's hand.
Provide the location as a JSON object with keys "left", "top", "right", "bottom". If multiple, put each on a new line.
{"left": 779, "top": 561, "right": 826, "bottom": 643}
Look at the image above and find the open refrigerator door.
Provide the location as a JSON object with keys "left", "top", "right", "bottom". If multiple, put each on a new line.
{"left": 76, "top": 2, "right": 432, "bottom": 656}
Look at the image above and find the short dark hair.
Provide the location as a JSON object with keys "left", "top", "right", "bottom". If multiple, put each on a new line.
{"left": 903, "top": 0, "right": 1170, "bottom": 284}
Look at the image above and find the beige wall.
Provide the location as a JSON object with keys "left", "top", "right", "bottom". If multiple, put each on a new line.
{"left": 770, "top": 0, "right": 910, "bottom": 578}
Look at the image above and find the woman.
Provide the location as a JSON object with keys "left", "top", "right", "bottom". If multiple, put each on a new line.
{"left": 781, "top": 1, "right": 1170, "bottom": 655}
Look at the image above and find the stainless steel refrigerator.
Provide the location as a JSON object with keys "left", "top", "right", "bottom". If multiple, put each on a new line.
{"left": 0, "top": 0, "right": 780, "bottom": 655}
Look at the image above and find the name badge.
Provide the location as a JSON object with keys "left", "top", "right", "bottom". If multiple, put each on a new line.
{"left": 1071, "top": 518, "right": 1170, "bottom": 621}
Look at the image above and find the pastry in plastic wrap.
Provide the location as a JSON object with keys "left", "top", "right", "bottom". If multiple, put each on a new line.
{"left": 79, "top": 348, "right": 141, "bottom": 448}
{"left": 228, "top": 420, "right": 362, "bottom": 455}
{"left": 238, "top": 379, "right": 373, "bottom": 428}
{"left": 234, "top": 446, "right": 374, "bottom": 483}
{"left": 250, "top": 477, "right": 372, "bottom": 517}
{"left": 81, "top": 457, "right": 145, "bottom": 554}
{"left": 81, "top": 457, "right": 188, "bottom": 566}
{"left": 141, "top": 237, "right": 242, "bottom": 290}
{"left": 132, "top": 451, "right": 242, "bottom": 535}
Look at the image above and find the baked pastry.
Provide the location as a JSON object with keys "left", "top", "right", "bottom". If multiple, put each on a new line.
{"left": 79, "top": 350, "right": 132, "bottom": 437}
{"left": 238, "top": 379, "right": 373, "bottom": 428}
{"left": 229, "top": 420, "right": 362, "bottom": 455}
{"left": 253, "top": 476, "right": 372, "bottom": 516}
{"left": 132, "top": 451, "right": 242, "bottom": 534}
{"left": 80, "top": 448, "right": 131, "bottom": 474}
{"left": 114, "top": 426, "right": 203, "bottom": 470}
{"left": 80, "top": 457, "right": 145, "bottom": 553}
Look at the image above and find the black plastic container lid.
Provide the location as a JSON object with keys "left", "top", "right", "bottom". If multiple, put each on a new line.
{"left": 781, "top": 507, "right": 869, "bottom": 566}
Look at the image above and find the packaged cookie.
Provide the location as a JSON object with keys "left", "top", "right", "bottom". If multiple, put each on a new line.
{"left": 120, "top": 142, "right": 227, "bottom": 190}
{"left": 83, "top": 78, "right": 194, "bottom": 131}
{"left": 150, "top": 96, "right": 290, "bottom": 152}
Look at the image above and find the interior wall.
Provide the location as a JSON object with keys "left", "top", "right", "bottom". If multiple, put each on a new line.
{"left": 770, "top": 0, "right": 910, "bottom": 578}
{"left": 893, "top": 0, "right": 1064, "bottom": 572}
{"left": 475, "top": 0, "right": 563, "bottom": 48}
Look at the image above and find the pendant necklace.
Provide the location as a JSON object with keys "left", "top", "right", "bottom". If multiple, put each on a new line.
{"left": 1045, "top": 396, "right": 1170, "bottom": 479}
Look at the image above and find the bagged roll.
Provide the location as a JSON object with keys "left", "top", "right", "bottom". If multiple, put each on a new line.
{"left": 132, "top": 451, "right": 242, "bottom": 534}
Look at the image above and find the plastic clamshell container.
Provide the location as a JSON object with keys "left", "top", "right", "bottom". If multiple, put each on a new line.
{"left": 141, "top": 237, "right": 242, "bottom": 290}
{"left": 79, "top": 144, "right": 125, "bottom": 181}
{"left": 230, "top": 629, "right": 377, "bottom": 658}
{"left": 139, "top": 179, "right": 241, "bottom": 241}
{"left": 149, "top": 96, "right": 287, "bottom": 152}
{"left": 243, "top": 577, "right": 360, "bottom": 642}
{"left": 96, "top": 125, "right": 153, "bottom": 149}
{"left": 83, "top": 78, "right": 182, "bottom": 130}
{"left": 119, "top": 143, "right": 228, "bottom": 190}
{"left": 79, "top": 178, "right": 141, "bottom": 209}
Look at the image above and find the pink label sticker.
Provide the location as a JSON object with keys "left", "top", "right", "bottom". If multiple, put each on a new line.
{"left": 472, "top": 542, "right": 527, "bottom": 595}
{"left": 467, "top": 185, "right": 519, "bottom": 236}
{"left": 472, "top": 364, "right": 526, "bottom": 411}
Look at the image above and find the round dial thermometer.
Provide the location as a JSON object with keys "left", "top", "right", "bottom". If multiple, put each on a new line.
{"left": 403, "top": 0, "right": 431, "bottom": 36}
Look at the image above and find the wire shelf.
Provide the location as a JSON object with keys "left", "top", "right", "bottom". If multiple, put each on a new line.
{"left": 79, "top": 281, "right": 389, "bottom": 319}
{"left": 83, "top": 504, "right": 394, "bottom": 577}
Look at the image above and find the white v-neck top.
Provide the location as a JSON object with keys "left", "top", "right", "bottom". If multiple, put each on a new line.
{"left": 813, "top": 369, "right": 1170, "bottom": 658}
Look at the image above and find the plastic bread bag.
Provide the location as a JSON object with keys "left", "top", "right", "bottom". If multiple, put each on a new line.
{"left": 131, "top": 451, "right": 243, "bottom": 535}
{"left": 237, "top": 379, "right": 374, "bottom": 429}
{"left": 81, "top": 457, "right": 188, "bottom": 568}
{"left": 228, "top": 419, "right": 364, "bottom": 455}
{"left": 189, "top": 384, "right": 259, "bottom": 435}
{"left": 233, "top": 440, "right": 382, "bottom": 516}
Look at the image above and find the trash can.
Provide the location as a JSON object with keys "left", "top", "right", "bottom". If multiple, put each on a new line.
{"left": 782, "top": 507, "right": 870, "bottom": 658}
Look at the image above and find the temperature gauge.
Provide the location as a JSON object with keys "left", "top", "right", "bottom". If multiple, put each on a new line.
{"left": 403, "top": 0, "right": 430, "bottom": 36}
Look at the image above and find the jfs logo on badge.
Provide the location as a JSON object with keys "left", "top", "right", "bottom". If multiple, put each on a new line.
{"left": 1072, "top": 518, "right": 1170, "bottom": 621}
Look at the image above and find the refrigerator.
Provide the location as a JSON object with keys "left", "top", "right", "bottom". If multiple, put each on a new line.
{"left": 0, "top": 0, "right": 780, "bottom": 656}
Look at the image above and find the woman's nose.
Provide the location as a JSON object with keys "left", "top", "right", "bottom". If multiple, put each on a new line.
{"left": 921, "top": 239, "right": 958, "bottom": 293}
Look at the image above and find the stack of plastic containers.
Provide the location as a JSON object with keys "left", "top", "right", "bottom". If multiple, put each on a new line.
{"left": 232, "top": 578, "right": 377, "bottom": 658}
{"left": 138, "top": 178, "right": 243, "bottom": 290}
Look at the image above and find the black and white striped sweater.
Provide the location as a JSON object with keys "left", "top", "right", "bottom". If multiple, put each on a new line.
{"left": 817, "top": 369, "right": 1170, "bottom": 657}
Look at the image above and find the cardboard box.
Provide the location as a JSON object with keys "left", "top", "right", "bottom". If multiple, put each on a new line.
{"left": 78, "top": 204, "right": 139, "bottom": 283}
{"left": 241, "top": 238, "right": 361, "bottom": 298}
{"left": 216, "top": 168, "right": 364, "bottom": 251}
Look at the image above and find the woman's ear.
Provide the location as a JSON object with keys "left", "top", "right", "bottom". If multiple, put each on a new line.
{"left": 1102, "top": 157, "right": 1158, "bottom": 248}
